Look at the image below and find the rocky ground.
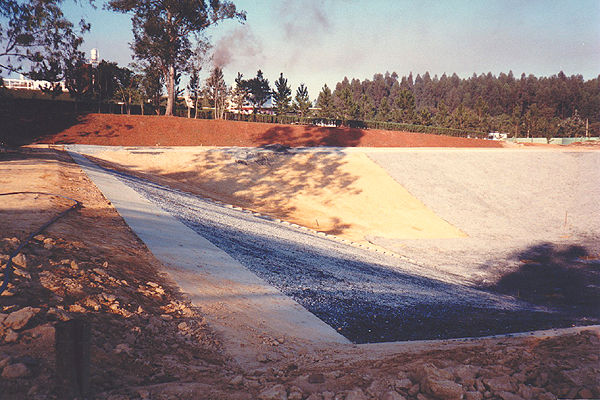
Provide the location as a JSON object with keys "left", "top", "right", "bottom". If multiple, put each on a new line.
{"left": 1, "top": 140, "right": 600, "bottom": 398}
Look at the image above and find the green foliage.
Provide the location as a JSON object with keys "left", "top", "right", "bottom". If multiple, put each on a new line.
{"left": 293, "top": 83, "right": 311, "bottom": 118}
{"left": 205, "top": 66, "right": 228, "bottom": 119}
{"left": 187, "top": 66, "right": 201, "bottom": 117}
{"left": 334, "top": 86, "right": 360, "bottom": 121}
{"left": 235, "top": 69, "right": 271, "bottom": 113}
{"left": 108, "top": 0, "right": 245, "bottom": 115}
{"left": 230, "top": 72, "right": 247, "bottom": 114}
{"left": 0, "top": 0, "right": 90, "bottom": 81}
{"left": 320, "top": 70, "right": 599, "bottom": 138}
{"left": 316, "top": 84, "right": 334, "bottom": 118}
{"left": 272, "top": 72, "right": 292, "bottom": 115}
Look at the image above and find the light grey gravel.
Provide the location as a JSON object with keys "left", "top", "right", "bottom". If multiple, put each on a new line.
{"left": 364, "top": 148, "right": 600, "bottom": 283}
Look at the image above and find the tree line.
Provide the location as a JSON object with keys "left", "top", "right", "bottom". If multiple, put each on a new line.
{"left": 314, "top": 71, "right": 599, "bottom": 137}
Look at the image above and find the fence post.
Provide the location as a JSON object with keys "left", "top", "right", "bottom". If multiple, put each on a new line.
{"left": 55, "top": 319, "right": 91, "bottom": 398}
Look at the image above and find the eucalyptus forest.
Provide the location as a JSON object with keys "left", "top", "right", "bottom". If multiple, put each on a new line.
{"left": 313, "top": 70, "right": 599, "bottom": 138}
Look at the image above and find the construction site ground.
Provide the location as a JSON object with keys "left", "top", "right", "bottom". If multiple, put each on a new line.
{"left": 1, "top": 114, "right": 599, "bottom": 400}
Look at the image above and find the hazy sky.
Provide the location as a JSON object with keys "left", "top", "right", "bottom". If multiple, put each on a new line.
{"left": 62, "top": 0, "right": 600, "bottom": 98}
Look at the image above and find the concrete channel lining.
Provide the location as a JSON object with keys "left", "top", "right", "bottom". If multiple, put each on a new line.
{"left": 66, "top": 148, "right": 351, "bottom": 349}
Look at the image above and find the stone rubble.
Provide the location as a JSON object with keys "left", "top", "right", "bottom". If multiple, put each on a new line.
{"left": 2, "top": 233, "right": 600, "bottom": 399}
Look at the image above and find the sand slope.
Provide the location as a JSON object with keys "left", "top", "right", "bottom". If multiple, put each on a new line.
{"left": 81, "top": 147, "right": 466, "bottom": 245}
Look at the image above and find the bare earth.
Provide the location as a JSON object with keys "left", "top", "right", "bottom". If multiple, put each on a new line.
{"left": 1, "top": 115, "right": 600, "bottom": 399}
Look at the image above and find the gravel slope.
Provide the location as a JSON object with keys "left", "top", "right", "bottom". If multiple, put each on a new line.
{"left": 112, "top": 163, "right": 596, "bottom": 343}
{"left": 365, "top": 148, "right": 600, "bottom": 281}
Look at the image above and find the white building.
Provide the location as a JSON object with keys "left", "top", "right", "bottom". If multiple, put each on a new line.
{"left": 2, "top": 75, "right": 67, "bottom": 91}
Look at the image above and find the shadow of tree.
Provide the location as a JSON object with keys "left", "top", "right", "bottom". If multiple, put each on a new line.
{"left": 484, "top": 243, "right": 600, "bottom": 316}
{"left": 84, "top": 148, "right": 362, "bottom": 234}
{"left": 0, "top": 109, "right": 83, "bottom": 147}
{"left": 253, "top": 125, "right": 365, "bottom": 147}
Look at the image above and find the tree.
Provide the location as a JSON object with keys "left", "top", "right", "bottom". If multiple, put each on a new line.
{"left": 187, "top": 66, "right": 201, "bottom": 118}
{"left": 393, "top": 89, "right": 416, "bottom": 123}
{"left": 272, "top": 72, "right": 291, "bottom": 115}
{"left": 334, "top": 86, "right": 360, "bottom": 121}
{"left": 376, "top": 97, "right": 391, "bottom": 121}
{"left": 205, "top": 66, "right": 228, "bottom": 119}
{"left": 63, "top": 54, "right": 93, "bottom": 111}
{"left": 293, "top": 83, "right": 311, "bottom": 118}
{"left": 558, "top": 109, "right": 586, "bottom": 137}
{"left": 359, "top": 94, "right": 376, "bottom": 121}
{"left": 186, "top": 39, "right": 211, "bottom": 118}
{"left": 230, "top": 72, "right": 247, "bottom": 116}
{"left": 316, "top": 84, "right": 334, "bottom": 118}
{"left": 244, "top": 69, "right": 271, "bottom": 114}
{"left": 94, "top": 60, "right": 120, "bottom": 113}
{"left": 136, "top": 61, "right": 164, "bottom": 115}
{"left": 114, "top": 66, "right": 138, "bottom": 115}
{"left": 108, "top": 0, "right": 245, "bottom": 116}
{"left": 0, "top": 0, "right": 90, "bottom": 81}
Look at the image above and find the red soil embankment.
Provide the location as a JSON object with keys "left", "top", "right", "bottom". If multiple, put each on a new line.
{"left": 26, "top": 113, "right": 503, "bottom": 148}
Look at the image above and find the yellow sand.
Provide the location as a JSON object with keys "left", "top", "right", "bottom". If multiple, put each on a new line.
{"left": 88, "top": 149, "right": 466, "bottom": 245}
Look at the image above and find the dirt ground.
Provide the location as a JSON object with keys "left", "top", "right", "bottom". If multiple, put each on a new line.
{"left": 1, "top": 115, "right": 600, "bottom": 399}
{"left": 1, "top": 112, "right": 504, "bottom": 149}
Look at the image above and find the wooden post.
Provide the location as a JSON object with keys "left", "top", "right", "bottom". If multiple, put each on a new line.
{"left": 55, "top": 319, "right": 91, "bottom": 398}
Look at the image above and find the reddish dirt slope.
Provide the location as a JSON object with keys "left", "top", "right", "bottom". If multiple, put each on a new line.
{"left": 26, "top": 113, "right": 502, "bottom": 148}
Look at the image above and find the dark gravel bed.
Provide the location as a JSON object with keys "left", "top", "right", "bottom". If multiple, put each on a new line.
{"left": 113, "top": 171, "right": 598, "bottom": 343}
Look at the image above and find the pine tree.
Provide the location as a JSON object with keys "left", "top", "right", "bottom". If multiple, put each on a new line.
{"left": 205, "top": 66, "right": 228, "bottom": 119}
{"left": 244, "top": 70, "right": 271, "bottom": 114}
{"left": 230, "top": 72, "right": 248, "bottom": 116}
{"left": 316, "top": 84, "right": 334, "bottom": 118}
{"left": 272, "top": 73, "right": 292, "bottom": 115}
{"left": 294, "top": 84, "right": 311, "bottom": 118}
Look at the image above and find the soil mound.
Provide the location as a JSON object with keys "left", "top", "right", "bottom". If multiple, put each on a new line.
{"left": 3, "top": 112, "right": 503, "bottom": 148}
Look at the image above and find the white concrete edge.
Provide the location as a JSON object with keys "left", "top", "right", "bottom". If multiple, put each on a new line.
{"left": 65, "top": 147, "right": 350, "bottom": 345}
{"left": 355, "top": 324, "right": 600, "bottom": 352}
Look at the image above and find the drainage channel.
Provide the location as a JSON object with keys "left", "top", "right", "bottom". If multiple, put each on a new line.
{"left": 67, "top": 148, "right": 595, "bottom": 344}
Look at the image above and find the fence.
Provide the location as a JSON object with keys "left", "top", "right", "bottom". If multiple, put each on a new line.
{"left": 0, "top": 94, "right": 494, "bottom": 139}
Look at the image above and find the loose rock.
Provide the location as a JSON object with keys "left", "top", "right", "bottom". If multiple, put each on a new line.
{"left": 3, "top": 306, "right": 40, "bottom": 330}
{"left": 345, "top": 388, "right": 367, "bottom": 400}
{"left": 1, "top": 363, "right": 31, "bottom": 379}
{"left": 258, "top": 384, "right": 287, "bottom": 400}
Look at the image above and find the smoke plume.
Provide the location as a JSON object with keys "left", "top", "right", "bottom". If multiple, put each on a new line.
{"left": 213, "top": 25, "right": 265, "bottom": 69}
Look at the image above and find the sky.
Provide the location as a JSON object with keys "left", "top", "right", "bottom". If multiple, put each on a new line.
{"left": 57, "top": 0, "right": 600, "bottom": 98}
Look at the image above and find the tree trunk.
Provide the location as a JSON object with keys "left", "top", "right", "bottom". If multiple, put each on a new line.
{"left": 165, "top": 64, "right": 176, "bottom": 116}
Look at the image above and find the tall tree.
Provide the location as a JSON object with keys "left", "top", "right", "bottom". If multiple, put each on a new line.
{"left": 94, "top": 60, "right": 120, "bottom": 113}
{"left": 272, "top": 72, "right": 291, "bottom": 115}
{"left": 293, "top": 83, "right": 311, "bottom": 118}
{"left": 0, "top": 0, "right": 90, "bottom": 81}
{"left": 187, "top": 66, "right": 201, "bottom": 118}
{"left": 108, "top": 0, "right": 245, "bottom": 116}
{"left": 114, "top": 65, "right": 137, "bottom": 115}
{"left": 63, "top": 54, "right": 93, "bottom": 111}
{"left": 136, "top": 61, "right": 164, "bottom": 115}
{"left": 316, "top": 84, "right": 334, "bottom": 118}
{"left": 334, "top": 86, "right": 360, "bottom": 121}
{"left": 186, "top": 39, "right": 211, "bottom": 118}
{"left": 230, "top": 72, "right": 247, "bottom": 115}
{"left": 205, "top": 66, "right": 228, "bottom": 119}
{"left": 244, "top": 69, "right": 271, "bottom": 114}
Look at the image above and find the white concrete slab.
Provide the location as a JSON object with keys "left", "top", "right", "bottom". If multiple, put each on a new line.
{"left": 66, "top": 148, "right": 350, "bottom": 362}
